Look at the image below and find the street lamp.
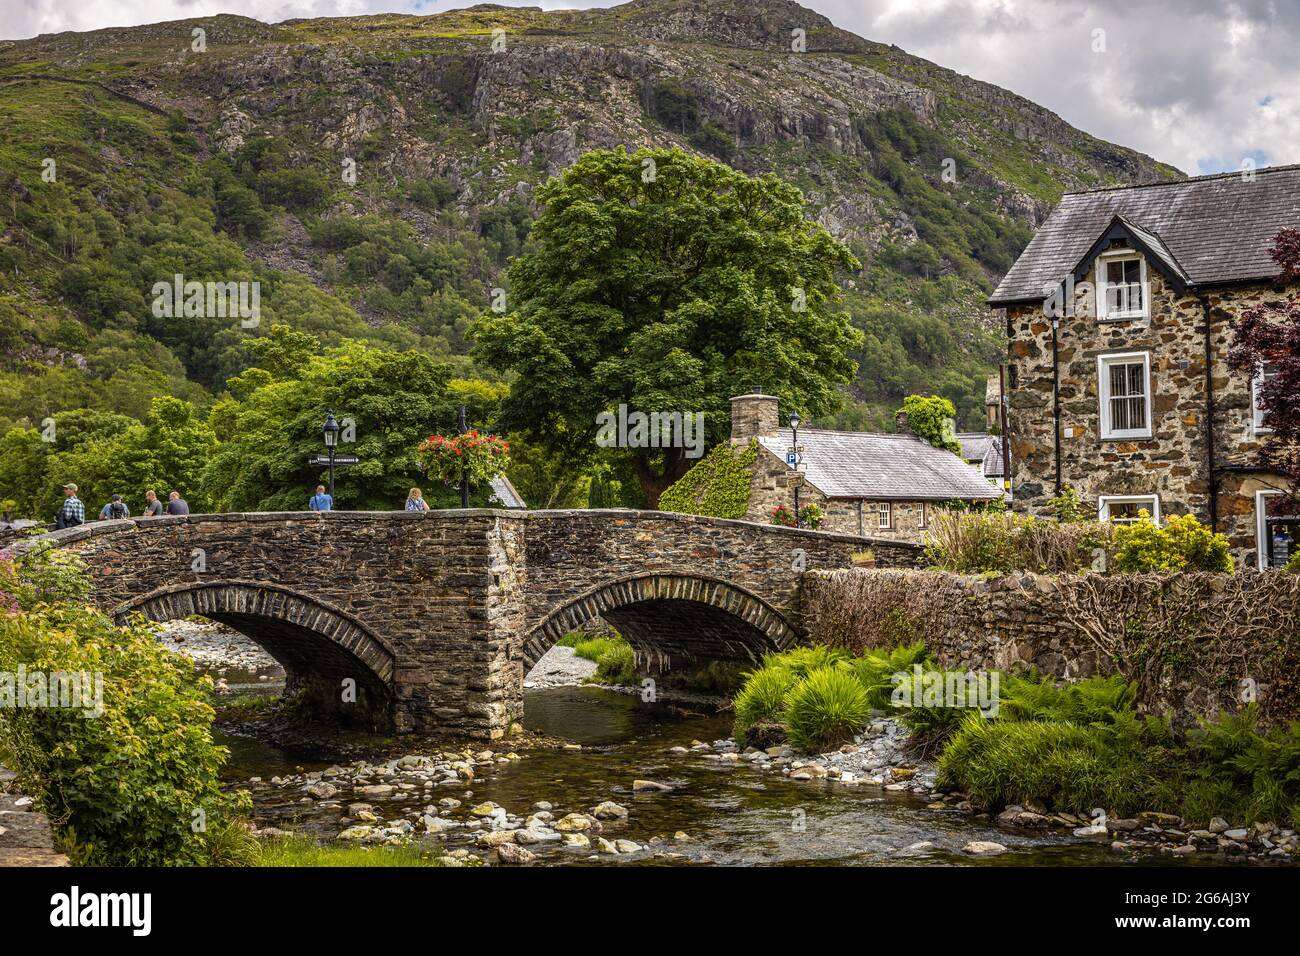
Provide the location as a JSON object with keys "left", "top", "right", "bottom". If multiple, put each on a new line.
{"left": 789, "top": 411, "right": 801, "bottom": 529}
{"left": 322, "top": 410, "right": 339, "bottom": 501}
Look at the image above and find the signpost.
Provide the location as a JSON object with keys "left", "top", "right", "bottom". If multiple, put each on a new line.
{"left": 308, "top": 455, "right": 359, "bottom": 467}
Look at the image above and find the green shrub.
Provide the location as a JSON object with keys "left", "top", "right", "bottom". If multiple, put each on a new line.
{"left": 935, "top": 712, "right": 1160, "bottom": 815}
{"left": 0, "top": 603, "right": 252, "bottom": 865}
{"left": 1112, "top": 513, "right": 1233, "bottom": 573}
{"left": 783, "top": 667, "right": 871, "bottom": 753}
{"left": 733, "top": 666, "right": 797, "bottom": 742}
{"left": 899, "top": 394, "right": 961, "bottom": 453}
{"left": 924, "top": 509, "right": 1111, "bottom": 574}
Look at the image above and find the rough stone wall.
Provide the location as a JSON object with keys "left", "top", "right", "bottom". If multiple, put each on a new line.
{"left": 804, "top": 567, "right": 1300, "bottom": 726}
{"left": 24, "top": 510, "right": 922, "bottom": 738}
{"left": 0, "top": 766, "right": 68, "bottom": 866}
{"left": 743, "top": 444, "right": 936, "bottom": 543}
{"left": 1005, "top": 266, "right": 1287, "bottom": 568}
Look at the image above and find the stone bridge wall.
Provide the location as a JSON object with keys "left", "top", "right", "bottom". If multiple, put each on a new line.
{"left": 803, "top": 568, "right": 1300, "bottom": 727}
{"left": 18, "top": 510, "right": 921, "bottom": 738}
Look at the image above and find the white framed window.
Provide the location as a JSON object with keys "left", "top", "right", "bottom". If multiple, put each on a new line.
{"left": 1097, "top": 251, "right": 1148, "bottom": 320}
{"left": 1253, "top": 363, "right": 1277, "bottom": 435}
{"left": 877, "top": 502, "right": 891, "bottom": 530}
{"left": 1098, "top": 495, "right": 1160, "bottom": 525}
{"left": 919, "top": 502, "right": 928, "bottom": 529}
{"left": 1098, "top": 351, "right": 1153, "bottom": 439}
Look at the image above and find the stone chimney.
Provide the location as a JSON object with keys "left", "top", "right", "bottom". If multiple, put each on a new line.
{"left": 730, "top": 390, "right": 780, "bottom": 444}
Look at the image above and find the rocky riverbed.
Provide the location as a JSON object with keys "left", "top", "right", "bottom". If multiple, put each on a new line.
{"left": 160, "top": 620, "right": 1296, "bottom": 866}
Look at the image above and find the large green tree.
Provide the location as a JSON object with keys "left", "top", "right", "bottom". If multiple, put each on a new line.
{"left": 473, "top": 147, "right": 863, "bottom": 506}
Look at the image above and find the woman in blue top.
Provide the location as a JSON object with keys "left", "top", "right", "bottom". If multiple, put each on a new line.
{"left": 405, "top": 487, "right": 430, "bottom": 512}
{"left": 308, "top": 485, "right": 333, "bottom": 511}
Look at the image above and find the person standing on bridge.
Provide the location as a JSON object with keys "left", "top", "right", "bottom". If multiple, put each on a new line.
{"left": 405, "top": 487, "right": 430, "bottom": 512}
{"left": 141, "top": 489, "right": 163, "bottom": 517}
{"left": 309, "top": 484, "right": 333, "bottom": 512}
{"left": 165, "top": 491, "right": 190, "bottom": 516}
{"left": 54, "top": 483, "right": 84, "bottom": 529}
{"left": 98, "top": 494, "right": 130, "bottom": 520}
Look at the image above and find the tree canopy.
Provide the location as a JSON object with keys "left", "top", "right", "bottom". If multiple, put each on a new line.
{"left": 473, "top": 146, "right": 863, "bottom": 507}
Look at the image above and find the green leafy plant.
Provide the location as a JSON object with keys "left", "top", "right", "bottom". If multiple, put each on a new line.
{"left": 783, "top": 666, "right": 871, "bottom": 753}
{"left": 733, "top": 666, "right": 798, "bottom": 745}
{"left": 658, "top": 440, "right": 758, "bottom": 519}
{"left": 1112, "top": 513, "right": 1233, "bottom": 573}
{"left": 1047, "top": 486, "right": 1088, "bottom": 523}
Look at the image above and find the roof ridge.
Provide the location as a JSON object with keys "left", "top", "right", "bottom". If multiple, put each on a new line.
{"left": 1065, "top": 163, "right": 1300, "bottom": 197}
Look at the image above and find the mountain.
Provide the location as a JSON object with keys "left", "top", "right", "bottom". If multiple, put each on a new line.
{"left": 0, "top": 0, "right": 1178, "bottom": 434}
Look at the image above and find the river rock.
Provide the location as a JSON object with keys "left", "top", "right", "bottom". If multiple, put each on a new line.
{"left": 592, "top": 801, "right": 628, "bottom": 819}
{"left": 359, "top": 785, "right": 394, "bottom": 798}
{"left": 632, "top": 780, "right": 672, "bottom": 792}
{"left": 338, "top": 826, "right": 375, "bottom": 841}
{"left": 305, "top": 782, "right": 338, "bottom": 799}
{"left": 614, "top": 839, "right": 641, "bottom": 853}
{"left": 562, "top": 833, "right": 590, "bottom": 848}
{"left": 596, "top": 837, "right": 619, "bottom": 854}
{"left": 470, "top": 802, "right": 500, "bottom": 817}
{"left": 555, "top": 813, "right": 593, "bottom": 832}
{"left": 478, "top": 830, "right": 518, "bottom": 847}
{"left": 495, "top": 843, "right": 535, "bottom": 865}
{"left": 963, "top": 841, "right": 1008, "bottom": 856}
{"left": 1223, "top": 828, "right": 1250, "bottom": 841}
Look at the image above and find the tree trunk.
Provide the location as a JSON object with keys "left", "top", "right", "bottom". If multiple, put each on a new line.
{"left": 633, "top": 448, "right": 693, "bottom": 510}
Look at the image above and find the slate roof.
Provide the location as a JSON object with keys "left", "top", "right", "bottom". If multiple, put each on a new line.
{"left": 989, "top": 164, "right": 1300, "bottom": 305}
{"left": 489, "top": 475, "right": 527, "bottom": 509}
{"left": 758, "top": 429, "right": 1001, "bottom": 501}
{"left": 956, "top": 433, "right": 1006, "bottom": 479}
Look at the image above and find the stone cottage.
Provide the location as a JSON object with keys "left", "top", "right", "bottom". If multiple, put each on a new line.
{"left": 729, "top": 392, "right": 1002, "bottom": 540}
{"left": 988, "top": 164, "right": 1300, "bottom": 568}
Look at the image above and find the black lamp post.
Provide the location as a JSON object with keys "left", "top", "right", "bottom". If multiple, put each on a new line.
{"left": 322, "top": 410, "right": 339, "bottom": 501}
{"left": 789, "top": 410, "right": 801, "bottom": 529}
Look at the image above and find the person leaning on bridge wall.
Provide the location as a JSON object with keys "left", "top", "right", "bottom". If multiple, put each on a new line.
{"left": 165, "top": 491, "right": 190, "bottom": 516}
{"left": 309, "top": 484, "right": 333, "bottom": 512}
{"left": 405, "top": 487, "right": 430, "bottom": 512}
{"left": 98, "top": 494, "right": 130, "bottom": 520}
{"left": 141, "top": 489, "right": 163, "bottom": 517}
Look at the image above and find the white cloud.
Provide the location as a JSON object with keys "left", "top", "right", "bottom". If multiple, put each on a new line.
{"left": 815, "top": 0, "right": 1300, "bottom": 174}
{"left": 2, "top": 0, "right": 1296, "bottom": 174}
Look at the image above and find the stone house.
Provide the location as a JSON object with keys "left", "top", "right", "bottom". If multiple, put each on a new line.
{"left": 988, "top": 164, "right": 1300, "bottom": 569}
{"left": 729, "top": 392, "right": 1002, "bottom": 540}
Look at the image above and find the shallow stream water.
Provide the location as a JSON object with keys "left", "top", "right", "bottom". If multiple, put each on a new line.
{"left": 215, "top": 682, "right": 1193, "bottom": 867}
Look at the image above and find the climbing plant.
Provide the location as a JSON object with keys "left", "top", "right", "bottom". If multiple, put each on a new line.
{"left": 658, "top": 440, "right": 758, "bottom": 519}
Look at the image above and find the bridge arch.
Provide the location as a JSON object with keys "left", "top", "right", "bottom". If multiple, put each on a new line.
{"left": 522, "top": 573, "right": 799, "bottom": 673}
{"left": 116, "top": 581, "right": 395, "bottom": 726}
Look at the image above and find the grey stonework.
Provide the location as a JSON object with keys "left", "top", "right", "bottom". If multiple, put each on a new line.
{"left": 20, "top": 510, "right": 922, "bottom": 739}
{"left": 1004, "top": 262, "right": 1288, "bottom": 568}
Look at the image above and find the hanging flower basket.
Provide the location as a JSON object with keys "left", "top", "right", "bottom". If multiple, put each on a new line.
{"left": 416, "top": 431, "right": 511, "bottom": 488}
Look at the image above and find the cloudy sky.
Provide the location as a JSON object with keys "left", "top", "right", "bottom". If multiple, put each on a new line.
{"left": 2, "top": 0, "right": 1295, "bottom": 175}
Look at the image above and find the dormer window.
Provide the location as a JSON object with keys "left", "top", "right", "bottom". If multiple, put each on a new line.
{"left": 1098, "top": 251, "right": 1147, "bottom": 320}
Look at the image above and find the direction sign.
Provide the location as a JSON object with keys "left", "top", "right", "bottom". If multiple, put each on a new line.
{"left": 786, "top": 471, "right": 804, "bottom": 487}
{"left": 309, "top": 455, "right": 359, "bottom": 466}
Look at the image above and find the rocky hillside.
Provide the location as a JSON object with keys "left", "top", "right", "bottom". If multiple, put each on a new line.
{"left": 0, "top": 0, "right": 1178, "bottom": 431}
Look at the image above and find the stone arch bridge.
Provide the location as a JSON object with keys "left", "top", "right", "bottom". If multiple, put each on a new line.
{"left": 21, "top": 510, "right": 920, "bottom": 738}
